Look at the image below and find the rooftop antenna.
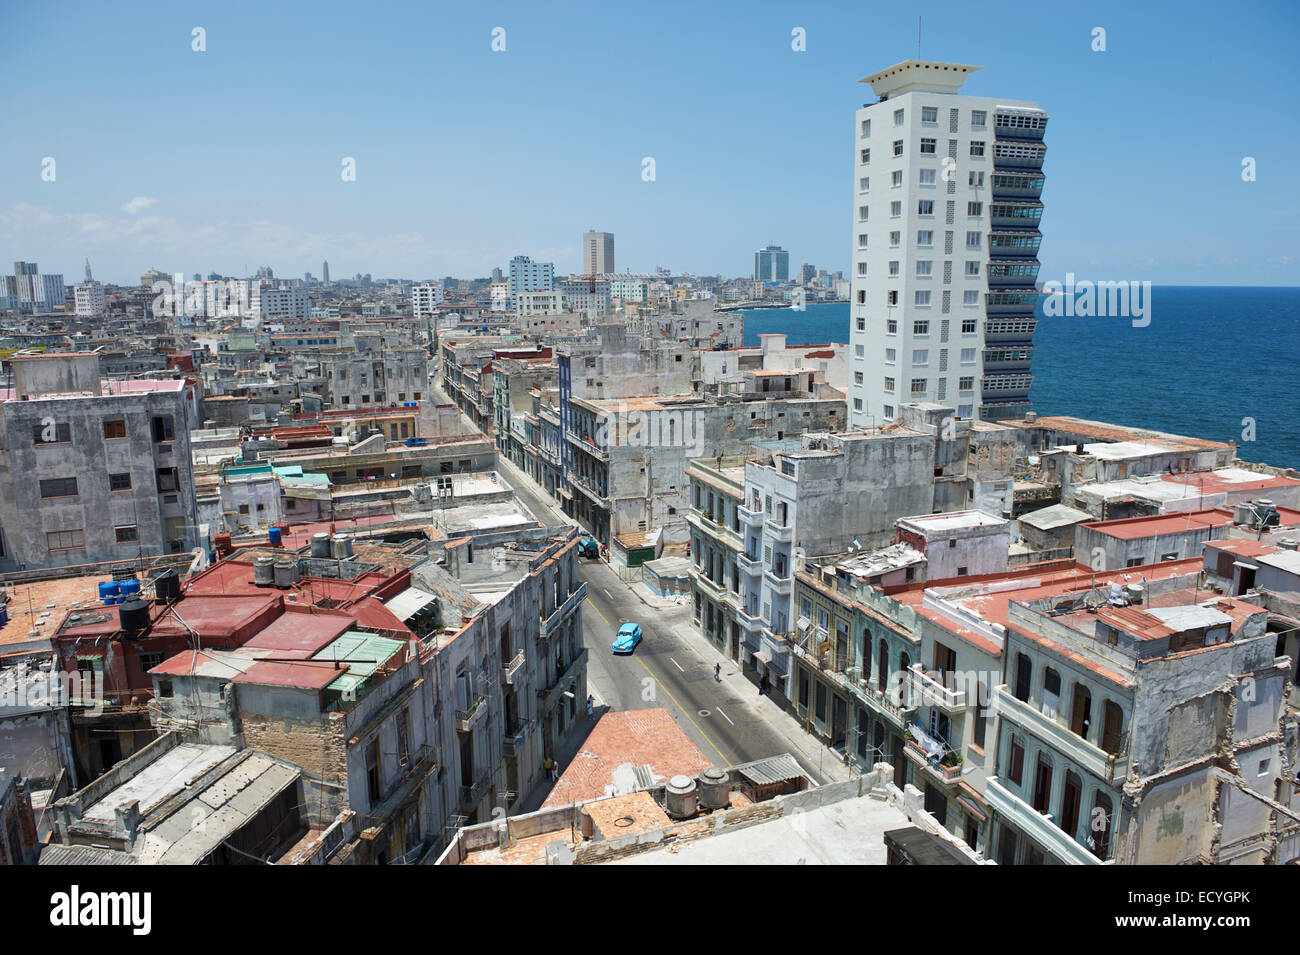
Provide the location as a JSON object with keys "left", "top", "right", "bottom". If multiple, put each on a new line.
{"left": 917, "top": 16, "right": 922, "bottom": 59}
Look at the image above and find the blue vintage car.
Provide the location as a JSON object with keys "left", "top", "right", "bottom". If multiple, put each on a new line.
{"left": 611, "top": 622, "right": 643, "bottom": 654}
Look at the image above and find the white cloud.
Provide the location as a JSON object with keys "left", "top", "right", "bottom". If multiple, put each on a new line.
{"left": 120, "top": 196, "right": 158, "bottom": 215}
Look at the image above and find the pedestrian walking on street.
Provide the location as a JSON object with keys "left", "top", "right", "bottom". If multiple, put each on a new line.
{"left": 543, "top": 755, "right": 553, "bottom": 780}
{"left": 714, "top": 662, "right": 721, "bottom": 682}
{"left": 760, "top": 672, "right": 771, "bottom": 696}
{"left": 586, "top": 693, "right": 594, "bottom": 716}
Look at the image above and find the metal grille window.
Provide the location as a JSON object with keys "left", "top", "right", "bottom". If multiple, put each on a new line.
{"left": 942, "top": 290, "right": 952, "bottom": 314}
{"left": 944, "top": 231, "right": 954, "bottom": 254}
{"left": 949, "top": 108, "right": 959, "bottom": 132}
{"left": 943, "top": 262, "right": 952, "bottom": 283}
{"left": 32, "top": 422, "right": 71, "bottom": 444}
{"left": 40, "top": 477, "right": 78, "bottom": 498}
{"left": 939, "top": 349, "right": 949, "bottom": 372}
{"left": 945, "top": 200, "right": 955, "bottom": 225}
{"left": 940, "top": 320, "right": 950, "bottom": 343}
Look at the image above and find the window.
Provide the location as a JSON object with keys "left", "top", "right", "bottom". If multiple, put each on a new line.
{"left": 889, "top": 231, "right": 900, "bottom": 247}
{"left": 890, "top": 169, "right": 903, "bottom": 186}
{"left": 856, "top": 317, "right": 866, "bottom": 330}
{"left": 969, "top": 140, "right": 985, "bottom": 157}
{"left": 916, "top": 260, "right": 932, "bottom": 276}
{"left": 859, "top": 177, "right": 870, "bottom": 192}
{"left": 858, "top": 233, "right": 868, "bottom": 248}
{"left": 914, "top": 291, "right": 931, "bottom": 306}
{"left": 1043, "top": 667, "right": 1062, "bottom": 716}
{"left": 855, "top": 344, "right": 865, "bottom": 356}
{"left": 884, "top": 348, "right": 896, "bottom": 362}
{"left": 917, "top": 230, "right": 933, "bottom": 246}
{"left": 962, "top": 318, "right": 978, "bottom": 333}
{"left": 853, "top": 371, "right": 863, "bottom": 384}
{"left": 961, "top": 348, "right": 976, "bottom": 363}
{"left": 912, "top": 349, "right": 929, "bottom": 366}
{"left": 890, "top": 200, "right": 902, "bottom": 217}
{"left": 886, "top": 319, "right": 897, "bottom": 334}
{"left": 46, "top": 529, "right": 85, "bottom": 551}
{"left": 958, "top": 404, "right": 973, "bottom": 418}
{"left": 893, "top": 108, "right": 904, "bottom": 126}
{"left": 913, "top": 320, "right": 930, "bottom": 335}
{"left": 1008, "top": 737, "right": 1025, "bottom": 785}
{"left": 967, "top": 201, "right": 983, "bottom": 216}
{"left": 861, "top": 119, "right": 871, "bottom": 137}
{"left": 151, "top": 415, "right": 175, "bottom": 442}
{"left": 856, "top": 290, "right": 865, "bottom": 304}
{"left": 921, "top": 106, "right": 937, "bottom": 124}
{"left": 920, "top": 137, "right": 936, "bottom": 154}
{"left": 1014, "top": 653, "right": 1032, "bottom": 702}
{"left": 103, "top": 419, "right": 127, "bottom": 439}
{"left": 857, "top": 262, "right": 868, "bottom": 276}
{"left": 860, "top": 148, "right": 870, "bottom": 164}
{"left": 959, "top": 376, "right": 974, "bottom": 391}
{"left": 963, "top": 290, "right": 979, "bottom": 305}
{"left": 1092, "top": 793, "right": 1113, "bottom": 859}
{"left": 1101, "top": 701, "right": 1123, "bottom": 755}
{"left": 40, "top": 477, "right": 78, "bottom": 498}
{"left": 115, "top": 525, "right": 138, "bottom": 543}
{"left": 852, "top": 398, "right": 863, "bottom": 411}
{"left": 919, "top": 168, "right": 936, "bottom": 185}
{"left": 887, "top": 290, "right": 898, "bottom": 305}
{"left": 892, "top": 139, "right": 903, "bottom": 157}
{"left": 910, "top": 378, "right": 927, "bottom": 395}
{"left": 918, "top": 200, "right": 934, "bottom": 216}
{"left": 965, "top": 231, "right": 982, "bottom": 249}
{"left": 32, "top": 422, "right": 71, "bottom": 444}
{"left": 969, "top": 171, "right": 984, "bottom": 187}
{"left": 1032, "top": 756, "right": 1053, "bottom": 812}
{"left": 883, "top": 377, "right": 895, "bottom": 393}
{"left": 971, "top": 109, "right": 987, "bottom": 127}
{"left": 109, "top": 472, "right": 132, "bottom": 491}
{"left": 859, "top": 205, "right": 869, "bottom": 221}
{"left": 883, "top": 405, "right": 894, "bottom": 418}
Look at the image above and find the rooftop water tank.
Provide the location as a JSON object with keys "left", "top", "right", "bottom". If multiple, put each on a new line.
{"left": 273, "top": 558, "right": 299, "bottom": 588}
{"left": 331, "top": 535, "right": 353, "bottom": 559}
{"left": 1279, "top": 539, "right": 1299, "bottom": 552}
{"left": 119, "top": 579, "right": 142, "bottom": 597}
{"left": 697, "top": 767, "right": 730, "bottom": 811}
{"left": 253, "top": 556, "right": 276, "bottom": 586}
{"left": 310, "top": 532, "right": 332, "bottom": 558}
{"left": 268, "top": 526, "right": 283, "bottom": 545}
{"left": 119, "top": 598, "right": 150, "bottom": 636}
{"left": 154, "top": 569, "right": 181, "bottom": 604}
{"left": 664, "top": 774, "right": 698, "bottom": 820}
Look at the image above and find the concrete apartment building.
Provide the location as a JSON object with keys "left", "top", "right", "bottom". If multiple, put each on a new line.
{"left": 0, "top": 353, "right": 200, "bottom": 571}
{"left": 319, "top": 344, "right": 428, "bottom": 409}
{"left": 754, "top": 245, "right": 790, "bottom": 282}
{"left": 558, "top": 278, "right": 611, "bottom": 320}
{"left": 583, "top": 231, "right": 615, "bottom": 275}
{"left": 849, "top": 61, "right": 1047, "bottom": 426}
{"left": 73, "top": 280, "right": 106, "bottom": 317}
{"left": 410, "top": 281, "right": 446, "bottom": 318}
{"left": 508, "top": 255, "right": 554, "bottom": 311}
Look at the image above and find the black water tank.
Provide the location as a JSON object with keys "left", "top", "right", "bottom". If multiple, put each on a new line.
{"left": 119, "top": 598, "right": 150, "bottom": 635}
{"left": 155, "top": 569, "right": 181, "bottom": 603}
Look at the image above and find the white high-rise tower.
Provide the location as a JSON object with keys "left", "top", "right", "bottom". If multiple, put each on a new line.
{"left": 848, "top": 61, "right": 1047, "bottom": 427}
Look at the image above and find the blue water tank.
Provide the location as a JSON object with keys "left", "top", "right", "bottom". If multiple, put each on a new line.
{"left": 98, "top": 581, "right": 120, "bottom": 599}
{"left": 0, "top": 603, "right": 8, "bottom": 627}
{"left": 120, "top": 579, "right": 141, "bottom": 597}
{"left": 268, "top": 527, "right": 283, "bottom": 545}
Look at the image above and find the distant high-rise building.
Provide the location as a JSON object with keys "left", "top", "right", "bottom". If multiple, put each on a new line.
{"left": 322, "top": 260, "right": 330, "bottom": 283}
{"left": 848, "top": 60, "right": 1047, "bottom": 426}
{"left": 800, "top": 263, "right": 816, "bottom": 284}
{"left": 74, "top": 281, "right": 106, "bottom": 317}
{"left": 754, "top": 245, "right": 789, "bottom": 282}
{"left": 40, "top": 274, "right": 65, "bottom": 310}
{"left": 491, "top": 267, "right": 503, "bottom": 283}
{"left": 411, "top": 282, "right": 445, "bottom": 318}
{"left": 583, "top": 231, "right": 615, "bottom": 275}
{"left": 84, "top": 258, "right": 93, "bottom": 282}
{"left": 508, "top": 255, "right": 554, "bottom": 311}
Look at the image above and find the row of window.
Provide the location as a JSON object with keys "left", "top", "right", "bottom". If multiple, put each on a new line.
{"left": 46, "top": 526, "right": 137, "bottom": 552}
{"left": 860, "top": 107, "right": 988, "bottom": 137}
{"left": 858, "top": 166, "right": 989, "bottom": 190}
{"left": 856, "top": 317, "right": 981, "bottom": 337}
{"left": 881, "top": 375, "right": 976, "bottom": 394}
{"left": 39, "top": 469, "right": 175, "bottom": 498}
{"left": 31, "top": 415, "right": 174, "bottom": 445}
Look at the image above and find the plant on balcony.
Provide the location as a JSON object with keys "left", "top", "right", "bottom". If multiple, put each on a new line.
{"left": 939, "top": 750, "right": 963, "bottom": 769}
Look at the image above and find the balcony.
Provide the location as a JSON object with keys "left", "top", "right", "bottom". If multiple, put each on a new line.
{"left": 765, "top": 520, "right": 793, "bottom": 544}
{"left": 541, "top": 581, "right": 587, "bottom": 640}
{"left": 904, "top": 733, "right": 963, "bottom": 785}
{"left": 569, "top": 474, "right": 609, "bottom": 507}
{"left": 502, "top": 720, "right": 530, "bottom": 758}
{"left": 565, "top": 430, "right": 609, "bottom": 461}
{"left": 502, "top": 650, "right": 526, "bottom": 685}
{"left": 907, "top": 664, "right": 967, "bottom": 714}
{"left": 737, "top": 504, "right": 764, "bottom": 529}
{"left": 456, "top": 694, "right": 487, "bottom": 733}
{"left": 736, "top": 550, "right": 762, "bottom": 575}
{"left": 848, "top": 678, "right": 918, "bottom": 729}
{"left": 736, "top": 606, "right": 765, "bottom": 635}
{"left": 459, "top": 770, "right": 493, "bottom": 811}
{"left": 694, "top": 571, "right": 727, "bottom": 603}
{"left": 539, "top": 647, "right": 589, "bottom": 711}
{"left": 985, "top": 776, "right": 1100, "bottom": 865}
{"left": 995, "top": 687, "right": 1125, "bottom": 783}
{"left": 763, "top": 568, "right": 793, "bottom": 597}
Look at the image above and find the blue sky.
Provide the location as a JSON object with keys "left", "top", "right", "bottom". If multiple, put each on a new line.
{"left": 2, "top": 0, "right": 1297, "bottom": 286}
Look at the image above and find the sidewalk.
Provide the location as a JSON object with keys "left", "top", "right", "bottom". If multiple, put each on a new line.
{"left": 669, "top": 621, "right": 855, "bottom": 785}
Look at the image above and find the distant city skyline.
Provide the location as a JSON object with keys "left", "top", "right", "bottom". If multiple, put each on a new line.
{"left": 2, "top": 0, "right": 1297, "bottom": 287}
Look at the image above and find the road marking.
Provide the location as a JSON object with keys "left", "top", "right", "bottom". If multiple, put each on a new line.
{"left": 669, "top": 657, "right": 684, "bottom": 672}
{"left": 603, "top": 588, "right": 613, "bottom": 601}
{"left": 715, "top": 706, "right": 734, "bottom": 726}
{"left": 586, "top": 598, "right": 610, "bottom": 626}
{"left": 634, "top": 657, "right": 729, "bottom": 765}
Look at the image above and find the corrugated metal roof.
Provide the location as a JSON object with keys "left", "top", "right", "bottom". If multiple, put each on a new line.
{"left": 732, "top": 753, "right": 807, "bottom": 786}
{"left": 383, "top": 586, "right": 438, "bottom": 622}
{"left": 39, "top": 844, "right": 137, "bottom": 866}
{"left": 313, "top": 631, "right": 405, "bottom": 695}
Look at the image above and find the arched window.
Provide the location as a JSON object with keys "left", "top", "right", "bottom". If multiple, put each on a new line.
{"left": 1091, "top": 792, "right": 1113, "bottom": 859}
{"left": 863, "top": 629, "right": 872, "bottom": 682}
{"left": 1071, "top": 683, "right": 1093, "bottom": 740}
{"left": 878, "top": 639, "right": 889, "bottom": 694}
{"left": 1101, "top": 700, "right": 1123, "bottom": 755}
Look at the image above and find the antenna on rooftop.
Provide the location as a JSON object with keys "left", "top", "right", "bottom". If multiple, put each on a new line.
{"left": 917, "top": 16, "right": 922, "bottom": 59}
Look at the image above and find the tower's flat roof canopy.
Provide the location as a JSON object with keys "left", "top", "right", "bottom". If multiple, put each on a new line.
{"left": 860, "top": 60, "right": 982, "bottom": 97}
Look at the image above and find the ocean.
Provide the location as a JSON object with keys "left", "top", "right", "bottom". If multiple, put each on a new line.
{"left": 739, "top": 287, "right": 1299, "bottom": 470}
